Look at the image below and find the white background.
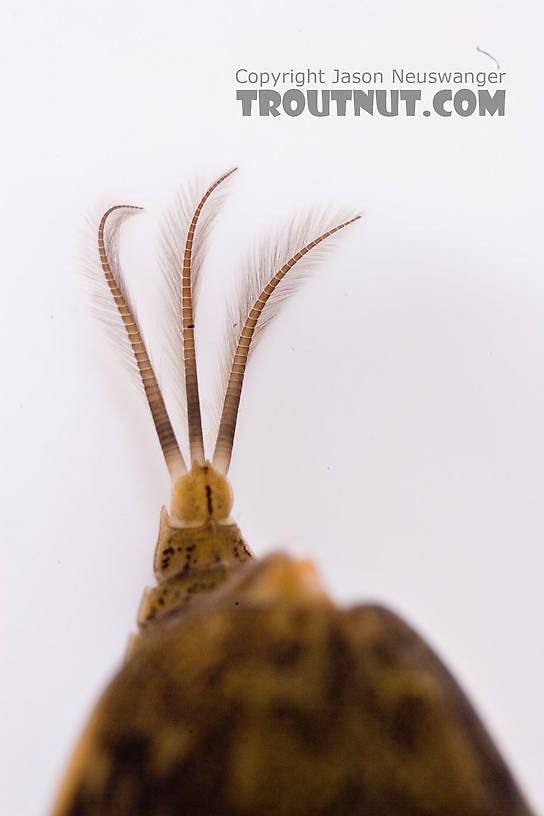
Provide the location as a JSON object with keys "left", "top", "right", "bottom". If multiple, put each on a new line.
{"left": 1, "top": 1, "right": 543, "bottom": 814}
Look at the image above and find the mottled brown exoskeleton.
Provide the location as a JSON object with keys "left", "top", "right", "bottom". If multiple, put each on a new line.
{"left": 51, "top": 170, "right": 536, "bottom": 816}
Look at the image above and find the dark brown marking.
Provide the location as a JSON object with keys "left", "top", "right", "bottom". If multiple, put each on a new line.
{"left": 267, "top": 639, "right": 304, "bottom": 669}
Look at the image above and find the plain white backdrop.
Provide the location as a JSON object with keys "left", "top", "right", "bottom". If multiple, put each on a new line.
{"left": 1, "top": 1, "right": 543, "bottom": 814}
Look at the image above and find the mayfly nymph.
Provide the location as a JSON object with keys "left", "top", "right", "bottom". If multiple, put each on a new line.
{"left": 51, "top": 169, "right": 535, "bottom": 816}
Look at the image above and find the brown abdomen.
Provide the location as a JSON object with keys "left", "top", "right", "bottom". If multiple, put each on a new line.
{"left": 52, "top": 594, "right": 534, "bottom": 816}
